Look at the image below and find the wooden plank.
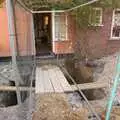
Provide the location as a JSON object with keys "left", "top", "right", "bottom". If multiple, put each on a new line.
{"left": 0, "top": 86, "right": 35, "bottom": 91}
{"left": 0, "top": 81, "right": 107, "bottom": 92}
{"left": 48, "top": 67, "right": 63, "bottom": 93}
{"left": 43, "top": 70, "right": 54, "bottom": 93}
{"left": 71, "top": 82, "right": 108, "bottom": 91}
{"left": 54, "top": 67, "right": 72, "bottom": 92}
{"left": 35, "top": 67, "right": 44, "bottom": 93}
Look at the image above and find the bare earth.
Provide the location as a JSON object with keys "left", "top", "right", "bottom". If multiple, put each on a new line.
{"left": 33, "top": 93, "right": 88, "bottom": 120}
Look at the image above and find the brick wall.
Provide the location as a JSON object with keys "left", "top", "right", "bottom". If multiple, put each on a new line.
{"left": 0, "top": 5, "right": 10, "bottom": 57}
{"left": 14, "top": 2, "right": 34, "bottom": 56}
{"left": 0, "top": 2, "right": 34, "bottom": 57}
{"left": 78, "top": 8, "right": 120, "bottom": 59}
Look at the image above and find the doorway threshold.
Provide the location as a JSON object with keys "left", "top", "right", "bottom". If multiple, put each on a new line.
{"left": 36, "top": 52, "right": 55, "bottom": 59}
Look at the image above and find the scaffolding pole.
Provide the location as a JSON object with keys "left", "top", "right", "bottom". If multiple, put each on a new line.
{"left": 6, "top": 0, "right": 22, "bottom": 105}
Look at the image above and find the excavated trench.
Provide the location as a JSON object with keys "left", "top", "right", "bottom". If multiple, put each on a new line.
{"left": 0, "top": 57, "right": 105, "bottom": 108}
{"left": 0, "top": 61, "right": 33, "bottom": 107}
{"left": 64, "top": 58, "right": 105, "bottom": 101}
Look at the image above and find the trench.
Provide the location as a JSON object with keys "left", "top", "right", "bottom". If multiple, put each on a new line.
{"left": 0, "top": 81, "right": 17, "bottom": 107}
{"left": 64, "top": 58, "right": 105, "bottom": 101}
{"left": 0, "top": 60, "right": 34, "bottom": 107}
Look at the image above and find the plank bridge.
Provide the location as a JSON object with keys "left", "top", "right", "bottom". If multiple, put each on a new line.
{"left": 36, "top": 65, "right": 72, "bottom": 93}
{"left": 35, "top": 65, "right": 108, "bottom": 94}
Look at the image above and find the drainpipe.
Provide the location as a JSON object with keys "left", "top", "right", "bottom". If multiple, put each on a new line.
{"left": 12, "top": 0, "right": 20, "bottom": 56}
{"left": 31, "top": 14, "right": 36, "bottom": 57}
{"left": 6, "top": 0, "right": 21, "bottom": 105}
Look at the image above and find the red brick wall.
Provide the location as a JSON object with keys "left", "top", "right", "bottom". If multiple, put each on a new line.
{"left": 14, "top": 2, "right": 34, "bottom": 56}
{"left": 0, "top": 2, "right": 34, "bottom": 57}
{"left": 53, "top": 8, "right": 120, "bottom": 57}
{"left": 0, "top": 5, "right": 10, "bottom": 57}
{"left": 78, "top": 8, "right": 120, "bottom": 58}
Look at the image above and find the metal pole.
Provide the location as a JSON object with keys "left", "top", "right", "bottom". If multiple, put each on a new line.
{"left": 28, "top": 14, "right": 36, "bottom": 120}
{"left": 31, "top": 14, "right": 36, "bottom": 57}
{"left": 6, "top": 0, "right": 22, "bottom": 105}
{"left": 61, "top": 67, "right": 101, "bottom": 120}
{"left": 106, "top": 56, "right": 120, "bottom": 120}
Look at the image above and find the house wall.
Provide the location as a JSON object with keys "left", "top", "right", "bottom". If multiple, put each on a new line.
{"left": 1, "top": 4, "right": 119, "bottom": 57}
{"left": 53, "top": 8, "right": 120, "bottom": 57}
{"left": 14, "top": 2, "right": 34, "bottom": 56}
{"left": 0, "top": 5, "right": 10, "bottom": 57}
{"left": 79, "top": 8, "right": 120, "bottom": 59}
{"left": 0, "top": 2, "right": 34, "bottom": 57}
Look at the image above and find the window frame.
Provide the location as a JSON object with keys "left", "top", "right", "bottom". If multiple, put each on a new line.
{"left": 54, "top": 13, "right": 68, "bottom": 41}
{"left": 110, "top": 9, "right": 120, "bottom": 40}
{"left": 89, "top": 7, "right": 103, "bottom": 26}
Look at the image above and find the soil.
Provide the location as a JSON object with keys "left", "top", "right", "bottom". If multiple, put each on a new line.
{"left": 100, "top": 107, "right": 120, "bottom": 120}
{"left": 33, "top": 93, "right": 88, "bottom": 120}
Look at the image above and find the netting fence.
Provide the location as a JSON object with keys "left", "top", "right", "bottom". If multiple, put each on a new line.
{"left": 13, "top": 1, "right": 35, "bottom": 119}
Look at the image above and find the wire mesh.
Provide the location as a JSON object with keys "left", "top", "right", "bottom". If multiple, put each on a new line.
{"left": 13, "top": 1, "right": 35, "bottom": 119}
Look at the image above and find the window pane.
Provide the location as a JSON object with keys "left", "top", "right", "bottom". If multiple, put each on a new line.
{"left": 112, "top": 10, "right": 120, "bottom": 38}
{"left": 112, "top": 26, "right": 120, "bottom": 37}
{"left": 114, "top": 12, "right": 120, "bottom": 26}
{"left": 90, "top": 8, "right": 102, "bottom": 25}
{"left": 55, "top": 14, "right": 67, "bottom": 40}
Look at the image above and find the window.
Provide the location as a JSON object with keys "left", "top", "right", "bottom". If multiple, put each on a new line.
{"left": 89, "top": 8, "right": 103, "bottom": 26}
{"left": 54, "top": 13, "right": 68, "bottom": 41}
{"left": 111, "top": 9, "right": 120, "bottom": 39}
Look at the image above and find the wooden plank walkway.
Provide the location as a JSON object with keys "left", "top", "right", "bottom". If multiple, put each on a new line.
{"left": 71, "top": 81, "right": 108, "bottom": 91}
{"left": 36, "top": 65, "right": 109, "bottom": 94}
{"left": 35, "top": 65, "right": 72, "bottom": 93}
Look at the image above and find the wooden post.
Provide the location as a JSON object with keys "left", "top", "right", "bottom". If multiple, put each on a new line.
{"left": 6, "top": 0, "right": 22, "bottom": 105}
{"left": 31, "top": 14, "right": 36, "bottom": 56}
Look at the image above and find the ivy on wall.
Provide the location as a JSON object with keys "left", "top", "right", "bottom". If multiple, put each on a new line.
{"left": 22, "top": 0, "right": 89, "bottom": 10}
{"left": 21, "top": 0, "right": 120, "bottom": 29}
{"left": 71, "top": 0, "right": 120, "bottom": 29}
{"left": 21, "top": 0, "right": 120, "bottom": 11}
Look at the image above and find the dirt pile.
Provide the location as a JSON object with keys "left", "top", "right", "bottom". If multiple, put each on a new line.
{"left": 33, "top": 94, "right": 88, "bottom": 120}
{"left": 94, "top": 53, "right": 118, "bottom": 83}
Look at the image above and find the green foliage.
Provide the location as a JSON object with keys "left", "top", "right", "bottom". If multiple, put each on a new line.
{"left": 99, "top": 0, "right": 120, "bottom": 8}
{"left": 22, "top": 0, "right": 89, "bottom": 10}
{"left": 72, "top": 0, "right": 120, "bottom": 29}
{"left": 72, "top": 6, "right": 93, "bottom": 29}
{"left": 22, "top": 0, "right": 120, "bottom": 10}
{"left": 22, "top": 0, "right": 120, "bottom": 28}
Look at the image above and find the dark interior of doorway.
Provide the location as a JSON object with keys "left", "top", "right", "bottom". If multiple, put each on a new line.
{"left": 34, "top": 13, "right": 52, "bottom": 56}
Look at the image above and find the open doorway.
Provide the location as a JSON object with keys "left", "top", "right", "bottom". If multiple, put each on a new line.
{"left": 34, "top": 13, "right": 52, "bottom": 56}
